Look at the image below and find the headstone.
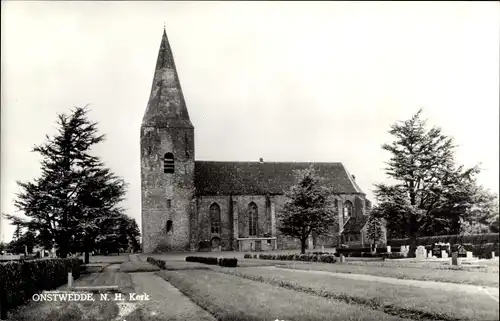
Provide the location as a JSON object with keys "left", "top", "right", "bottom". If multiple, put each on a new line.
{"left": 427, "top": 251, "right": 433, "bottom": 258}
{"left": 441, "top": 250, "right": 448, "bottom": 259}
{"left": 451, "top": 252, "right": 459, "bottom": 266}
{"left": 321, "top": 245, "right": 325, "bottom": 252}
{"left": 387, "top": 246, "right": 391, "bottom": 253}
{"left": 492, "top": 251, "right": 496, "bottom": 259}
{"left": 416, "top": 245, "right": 427, "bottom": 260}
{"left": 340, "top": 254, "right": 345, "bottom": 263}
{"left": 458, "top": 246, "right": 467, "bottom": 258}
{"left": 466, "top": 251, "right": 473, "bottom": 259}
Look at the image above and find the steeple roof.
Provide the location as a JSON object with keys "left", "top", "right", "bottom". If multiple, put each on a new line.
{"left": 142, "top": 28, "right": 193, "bottom": 128}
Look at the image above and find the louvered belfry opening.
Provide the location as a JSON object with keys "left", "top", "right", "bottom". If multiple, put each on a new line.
{"left": 164, "top": 152, "right": 174, "bottom": 173}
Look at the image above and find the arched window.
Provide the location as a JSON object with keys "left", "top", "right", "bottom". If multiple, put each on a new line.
{"left": 166, "top": 220, "right": 173, "bottom": 233}
{"left": 248, "top": 202, "right": 258, "bottom": 237}
{"left": 164, "top": 153, "right": 174, "bottom": 173}
{"left": 343, "top": 201, "right": 353, "bottom": 225}
{"left": 210, "top": 203, "right": 221, "bottom": 234}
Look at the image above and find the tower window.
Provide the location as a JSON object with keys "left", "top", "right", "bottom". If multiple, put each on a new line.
{"left": 210, "top": 203, "right": 221, "bottom": 234}
{"left": 166, "top": 220, "right": 173, "bottom": 233}
{"left": 164, "top": 153, "right": 174, "bottom": 173}
{"left": 167, "top": 199, "right": 172, "bottom": 208}
{"left": 248, "top": 202, "right": 258, "bottom": 237}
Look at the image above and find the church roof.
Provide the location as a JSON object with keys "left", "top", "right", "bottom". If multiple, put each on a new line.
{"left": 194, "top": 161, "right": 365, "bottom": 196}
{"left": 342, "top": 215, "right": 369, "bottom": 234}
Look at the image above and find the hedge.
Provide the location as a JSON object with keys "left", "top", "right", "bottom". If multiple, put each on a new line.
{"left": 147, "top": 256, "right": 238, "bottom": 268}
{"left": 388, "top": 233, "right": 499, "bottom": 246}
{"left": 245, "top": 253, "right": 336, "bottom": 263}
{"left": 0, "top": 258, "right": 81, "bottom": 318}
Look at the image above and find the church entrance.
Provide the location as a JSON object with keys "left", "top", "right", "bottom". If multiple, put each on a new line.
{"left": 210, "top": 237, "right": 221, "bottom": 250}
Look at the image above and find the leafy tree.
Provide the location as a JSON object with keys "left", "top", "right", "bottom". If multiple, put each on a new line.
{"left": 6, "top": 106, "right": 128, "bottom": 262}
{"left": 277, "top": 167, "right": 337, "bottom": 254}
{"left": 373, "top": 109, "right": 490, "bottom": 250}
{"left": 365, "top": 215, "right": 384, "bottom": 249}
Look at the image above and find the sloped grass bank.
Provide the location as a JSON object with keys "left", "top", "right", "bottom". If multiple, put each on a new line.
{"left": 216, "top": 267, "right": 498, "bottom": 321}
{"left": 156, "top": 269, "right": 409, "bottom": 321}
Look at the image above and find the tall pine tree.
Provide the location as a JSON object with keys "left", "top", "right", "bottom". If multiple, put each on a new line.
{"left": 373, "top": 109, "right": 495, "bottom": 250}
{"left": 6, "top": 106, "right": 132, "bottom": 262}
{"left": 277, "top": 167, "right": 337, "bottom": 254}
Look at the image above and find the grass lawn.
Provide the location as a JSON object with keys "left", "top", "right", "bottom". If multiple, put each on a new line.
{"left": 218, "top": 266, "right": 499, "bottom": 321}
{"left": 268, "top": 260, "right": 499, "bottom": 287}
{"left": 7, "top": 270, "right": 141, "bottom": 321}
{"left": 156, "top": 269, "right": 410, "bottom": 321}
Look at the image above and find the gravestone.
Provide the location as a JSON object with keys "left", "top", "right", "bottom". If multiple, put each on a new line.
{"left": 458, "top": 246, "right": 467, "bottom": 258}
{"left": 492, "top": 251, "right": 496, "bottom": 259}
{"left": 466, "top": 251, "right": 473, "bottom": 259}
{"left": 321, "top": 245, "right": 325, "bottom": 252}
{"left": 340, "top": 254, "right": 345, "bottom": 263}
{"left": 416, "top": 245, "right": 427, "bottom": 260}
{"left": 387, "top": 246, "right": 391, "bottom": 253}
{"left": 427, "top": 251, "right": 433, "bottom": 258}
{"left": 451, "top": 252, "right": 459, "bottom": 265}
{"left": 441, "top": 250, "right": 448, "bottom": 259}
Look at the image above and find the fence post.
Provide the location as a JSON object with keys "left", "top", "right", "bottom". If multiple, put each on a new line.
{"left": 67, "top": 270, "right": 73, "bottom": 289}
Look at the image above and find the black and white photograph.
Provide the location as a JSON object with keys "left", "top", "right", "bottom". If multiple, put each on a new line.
{"left": 1, "top": 1, "right": 499, "bottom": 320}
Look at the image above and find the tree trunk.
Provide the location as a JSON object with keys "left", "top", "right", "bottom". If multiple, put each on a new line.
{"left": 84, "top": 251, "right": 90, "bottom": 264}
{"left": 300, "top": 239, "right": 307, "bottom": 254}
{"left": 409, "top": 214, "right": 418, "bottom": 256}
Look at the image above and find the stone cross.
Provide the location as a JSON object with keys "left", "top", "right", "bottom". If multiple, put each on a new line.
{"left": 451, "top": 252, "right": 459, "bottom": 266}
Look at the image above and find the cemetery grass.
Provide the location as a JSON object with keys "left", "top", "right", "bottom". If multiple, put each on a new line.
{"left": 217, "top": 266, "right": 499, "bottom": 321}
{"left": 6, "top": 271, "right": 138, "bottom": 321}
{"left": 156, "top": 269, "right": 410, "bottom": 321}
{"left": 273, "top": 261, "right": 499, "bottom": 287}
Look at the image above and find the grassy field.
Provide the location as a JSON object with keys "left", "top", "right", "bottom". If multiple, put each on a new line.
{"left": 217, "top": 266, "right": 499, "bottom": 321}
{"left": 265, "top": 260, "right": 500, "bottom": 287}
{"left": 156, "top": 269, "right": 411, "bottom": 321}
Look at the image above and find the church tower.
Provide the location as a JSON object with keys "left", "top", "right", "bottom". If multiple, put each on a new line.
{"left": 141, "top": 28, "right": 195, "bottom": 253}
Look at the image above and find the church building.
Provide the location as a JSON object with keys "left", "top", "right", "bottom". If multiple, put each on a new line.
{"left": 141, "top": 29, "right": 380, "bottom": 253}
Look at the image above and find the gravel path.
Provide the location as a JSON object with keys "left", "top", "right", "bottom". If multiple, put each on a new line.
{"left": 130, "top": 272, "right": 216, "bottom": 321}
{"left": 271, "top": 266, "right": 499, "bottom": 302}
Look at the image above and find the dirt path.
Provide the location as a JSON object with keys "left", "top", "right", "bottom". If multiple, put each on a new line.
{"left": 271, "top": 266, "right": 499, "bottom": 302}
{"left": 130, "top": 272, "right": 216, "bottom": 321}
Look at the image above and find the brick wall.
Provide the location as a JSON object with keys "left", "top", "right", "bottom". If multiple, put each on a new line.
{"left": 141, "top": 126, "right": 195, "bottom": 253}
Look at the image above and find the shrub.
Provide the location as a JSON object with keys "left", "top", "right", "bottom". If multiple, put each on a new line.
{"left": 388, "top": 233, "right": 499, "bottom": 246}
{"left": 146, "top": 257, "right": 166, "bottom": 269}
{"left": 243, "top": 253, "right": 252, "bottom": 259}
{"left": 218, "top": 258, "right": 238, "bottom": 267}
{"left": 336, "top": 247, "right": 370, "bottom": 254}
{"left": 257, "top": 253, "right": 336, "bottom": 264}
{"left": 379, "top": 252, "right": 407, "bottom": 260}
{"left": 0, "top": 258, "right": 81, "bottom": 318}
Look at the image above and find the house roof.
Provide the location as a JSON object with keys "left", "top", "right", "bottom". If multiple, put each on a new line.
{"left": 342, "top": 215, "right": 369, "bottom": 234}
{"left": 194, "top": 161, "right": 365, "bottom": 196}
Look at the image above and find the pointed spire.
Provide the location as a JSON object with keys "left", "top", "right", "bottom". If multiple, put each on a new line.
{"left": 142, "top": 26, "right": 192, "bottom": 129}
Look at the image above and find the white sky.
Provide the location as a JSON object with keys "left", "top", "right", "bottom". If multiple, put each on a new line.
{"left": 1, "top": 1, "right": 499, "bottom": 243}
